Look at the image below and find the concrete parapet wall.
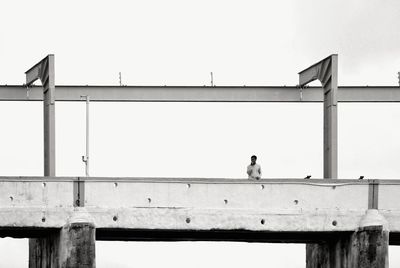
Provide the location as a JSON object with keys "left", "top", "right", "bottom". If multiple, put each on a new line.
{"left": 0, "top": 178, "right": 73, "bottom": 208}
{"left": 83, "top": 179, "right": 369, "bottom": 211}
{"left": 83, "top": 178, "right": 369, "bottom": 232}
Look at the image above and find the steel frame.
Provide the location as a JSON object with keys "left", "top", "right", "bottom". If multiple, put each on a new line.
{"left": 25, "top": 55, "right": 55, "bottom": 176}
{"left": 299, "top": 54, "right": 338, "bottom": 179}
{"left": 2, "top": 54, "right": 399, "bottom": 181}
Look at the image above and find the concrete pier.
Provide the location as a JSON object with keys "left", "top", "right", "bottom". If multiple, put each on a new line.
{"left": 29, "top": 210, "right": 96, "bottom": 268}
{"left": 306, "top": 210, "right": 389, "bottom": 268}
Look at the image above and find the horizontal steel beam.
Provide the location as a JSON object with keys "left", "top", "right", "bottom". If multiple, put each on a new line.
{"left": 1, "top": 85, "right": 400, "bottom": 102}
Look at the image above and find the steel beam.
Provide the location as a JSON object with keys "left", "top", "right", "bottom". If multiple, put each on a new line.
{"left": 299, "top": 55, "right": 338, "bottom": 179}
{"left": 1, "top": 85, "right": 400, "bottom": 102}
{"left": 25, "top": 55, "right": 55, "bottom": 176}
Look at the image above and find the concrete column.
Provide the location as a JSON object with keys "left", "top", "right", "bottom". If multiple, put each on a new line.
{"left": 29, "top": 210, "right": 95, "bottom": 268}
{"left": 306, "top": 210, "right": 389, "bottom": 268}
{"left": 29, "top": 234, "right": 60, "bottom": 268}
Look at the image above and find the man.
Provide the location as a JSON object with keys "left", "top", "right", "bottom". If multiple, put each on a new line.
{"left": 247, "top": 155, "right": 262, "bottom": 180}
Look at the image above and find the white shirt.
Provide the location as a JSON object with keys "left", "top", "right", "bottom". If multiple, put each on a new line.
{"left": 247, "top": 163, "right": 262, "bottom": 180}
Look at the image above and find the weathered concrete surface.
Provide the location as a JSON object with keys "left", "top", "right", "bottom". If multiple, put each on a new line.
{"left": 306, "top": 226, "right": 388, "bottom": 268}
{"left": 59, "top": 222, "right": 96, "bottom": 268}
{"left": 86, "top": 207, "right": 365, "bottom": 232}
{"left": 29, "top": 234, "right": 59, "bottom": 268}
{"left": 84, "top": 179, "right": 369, "bottom": 210}
{"left": 0, "top": 179, "right": 73, "bottom": 208}
{"left": 84, "top": 178, "right": 370, "bottom": 232}
{"left": 29, "top": 212, "right": 95, "bottom": 268}
{"left": 0, "top": 207, "right": 74, "bottom": 228}
{"left": 0, "top": 177, "right": 395, "bottom": 266}
{"left": 0, "top": 177, "right": 400, "bottom": 238}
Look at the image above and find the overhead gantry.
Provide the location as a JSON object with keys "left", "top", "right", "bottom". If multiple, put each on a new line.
{"left": 1, "top": 54, "right": 399, "bottom": 267}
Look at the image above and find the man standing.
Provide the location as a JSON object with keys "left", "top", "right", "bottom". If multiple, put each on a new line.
{"left": 247, "top": 155, "right": 262, "bottom": 180}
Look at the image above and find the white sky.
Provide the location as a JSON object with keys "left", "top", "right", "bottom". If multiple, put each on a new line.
{"left": 1, "top": 0, "right": 400, "bottom": 267}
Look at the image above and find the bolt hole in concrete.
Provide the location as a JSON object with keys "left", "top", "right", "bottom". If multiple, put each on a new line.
{"left": 113, "top": 216, "right": 118, "bottom": 221}
{"left": 187, "top": 183, "right": 191, "bottom": 188}
{"left": 261, "top": 219, "right": 265, "bottom": 225}
{"left": 114, "top": 182, "right": 118, "bottom": 187}
{"left": 41, "top": 217, "right": 46, "bottom": 222}
{"left": 186, "top": 218, "right": 191, "bottom": 224}
{"left": 224, "top": 199, "right": 228, "bottom": 204}
{"left": 332, "top": 220, "right": 337, "bottom": 226}
{"left": 147, "top": 198, "right": 152, "bottom": 203}
{"left": 332, "top": 186, "right": 336, "bottom": 190}
{"left": 42, "top": 182, "right": 46, "bottom": 187}
{"left": 261, "top": 184, "right": 265, "bottom": 190}
{"left": 294, "top": 200, "right": 298, "bottom": 205}
{"left": 9, "top": 196, "right": 13, "bottom": 201}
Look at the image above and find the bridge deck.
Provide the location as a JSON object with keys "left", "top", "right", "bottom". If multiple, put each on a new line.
{"left": 0, "top": 177, "right": 399, "bottom": 244}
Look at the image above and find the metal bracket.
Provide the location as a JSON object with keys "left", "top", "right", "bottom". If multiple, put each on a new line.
{"left": 24, "top": 84, "right": 31, "bottom": 99}
{"left": 368, "top": 180, "right": 379, "bottom": 209}
{"left": 25, "top": 55, "right": 55, "bottom": 104}
{"left": 73, "top": 177, "right": 85, "bottom": 207}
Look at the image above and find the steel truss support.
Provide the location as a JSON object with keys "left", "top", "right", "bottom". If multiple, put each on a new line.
{"left": 25, "top": 55, "right": 55, "bottom": 176}
{"left": 299, "top": 54, "right": 338, "bottom": 179}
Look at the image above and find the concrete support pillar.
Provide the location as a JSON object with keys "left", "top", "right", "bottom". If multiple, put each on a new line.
{"left": 29, "top": 234, "right": 60, "bottom": 268}
{"left": 306, "top": 210, "right": 389, "bottom": 268}
{"left": 29, "top": 211, "right": 95, "bottom": 268}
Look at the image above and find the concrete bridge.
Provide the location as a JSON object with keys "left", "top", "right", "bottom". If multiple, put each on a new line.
{"left": 2, "top": 54, "right": 400, "bottom": 267}
{"left": 0, "top": 177, "right": 398, "bottom": 267}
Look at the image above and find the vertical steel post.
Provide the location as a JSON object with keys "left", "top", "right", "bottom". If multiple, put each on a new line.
{"left": 44, "top": 55, "right": 55, "bottom": 177}
{"left": 299, "top": 55, "right": 338, "bottom": 179}
{"left": 86, "top": 96, "right": 89, "bottom": 177}
{"left": 81, "top": 95, "right": 90, "bottom": 177}
{"left": 25, "top": 55, "right": 56, "bottom": 176}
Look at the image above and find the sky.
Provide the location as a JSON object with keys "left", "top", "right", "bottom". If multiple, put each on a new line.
{"left": 1, "top": 0, "right": 400, "bottom": 267}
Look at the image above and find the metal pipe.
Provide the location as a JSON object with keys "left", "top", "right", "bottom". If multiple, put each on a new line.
{"left": 81, "top": 95, "right": 90, "bottom": 177}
